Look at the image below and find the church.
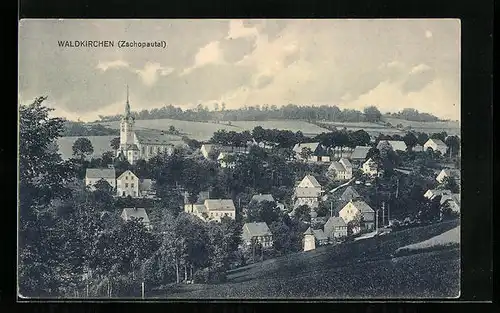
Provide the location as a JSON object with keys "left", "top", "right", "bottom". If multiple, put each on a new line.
{"left": 116, "top": 86, "right": 183, "bottom": 165}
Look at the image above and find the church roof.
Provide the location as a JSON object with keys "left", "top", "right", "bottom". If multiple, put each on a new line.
{"left": 86, "top": 168, "right": 116, "bottom": 179}
{"left": 135, "top": 130, "right": 180, "bottom": 145}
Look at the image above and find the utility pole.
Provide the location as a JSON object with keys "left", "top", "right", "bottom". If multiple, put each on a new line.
{"left": 382, "top": 201, "right": 385, "bottom": 227}
{"left": 141, "top": 281, "right": 145, "bottom": 299}
{"left": 375, "top": 209, "right": 379, "bottom": 233}
{"left": 387, "top": 202, "right": 390, "bottom": 225}
{"left": 396, "top": 178, "right": 399, "bottom": 199}
{"left": 330, "top": 202, "right": 333, "bottom": 217}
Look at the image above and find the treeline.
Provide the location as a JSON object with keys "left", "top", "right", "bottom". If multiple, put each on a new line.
{"left": 95, "top": 104, "right": 408, "bottom": 123}
{"left": 62, "top": 120, "right": 119, "bottom": 137}
{"left": 385, "top": 108, "right": 442, "bottom": 122}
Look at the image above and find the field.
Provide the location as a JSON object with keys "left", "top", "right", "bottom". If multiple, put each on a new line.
{"left": 96, "top": 119, "right": 330, "bottom": 141}
{"left": 150, "top": 219, "right": 460, "bottom": 299}
{"left": 382, "top": 117, "right": 460, "bottom": 136}
{"left": 319, "top": 121, "right": 403, "bottom": 136}
{"left": 56, "top": 136, "right": 116, "bottom": 160}
{"left": 396, "top": 225, "right": 460, "bottom": 254}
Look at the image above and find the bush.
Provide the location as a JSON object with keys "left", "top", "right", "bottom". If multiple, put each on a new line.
{"left": 193, "top": 268, "right": 227, "bottom": 284}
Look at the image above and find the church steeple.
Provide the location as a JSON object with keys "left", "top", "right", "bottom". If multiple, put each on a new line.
{"left": 124, "top": 84, "right": 131, "bottom": 118}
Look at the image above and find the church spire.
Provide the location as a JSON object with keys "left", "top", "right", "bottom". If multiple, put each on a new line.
{"left": 124, "top": 84, "right": 131, "bottom": 118}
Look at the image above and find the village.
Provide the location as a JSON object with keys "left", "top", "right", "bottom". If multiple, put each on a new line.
{"left": 80, "top": 99, "right": 461, "bottom": 268}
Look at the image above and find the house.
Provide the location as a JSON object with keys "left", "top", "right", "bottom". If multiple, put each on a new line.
{"left": 218, "top": 152, "right": 237, "bottom": 168}
{"left": 339, "top": 186, "right": 362, "bottom": 202}
{"left": 85, "top": 167, "right": 116, "bottom": 190}
{"left": 303, "top": 227, "right": 316, "bottom": 251}
{"left": 184, "top": 203, "right": 210, "bottom": 221}
{"left": 116, "top": 170, "right": 139, "bottom": 197}
{"left": 327, "top": 158, "right": 353, "bottom": 181}
{"left": 294, "top": 175, "right": 322, "bottom": 209}
{"left": 361, "top": 158, "right": 381, "bottom": 177}
{"left": 242, "top": 222, "right": 273, "bottom": 248}
{"left": 350, "top": 146, "right": 372, "bottom": 167}
{"left": 201, "top": 144, "right": 248, "bottom": 160}
{"left": 377, "top": 140, "right": 407, "bottom": 152}
{"left": 250, "top": 193, "right": 275, "bottom": 203}
{"left": 120, "top": 207, "right": 152, "bottom": 230}
{"left": 324, "top": 216, "right": 348, "bottom": 240}
{"left": 424, "top": 138, "right": 448, "bottom": 155}
{"left": 412, "top": 144, "right": 424, "bottom": 152}
{"left": 424, "top": 189, "right": 452, "bottom": 200}
{"left": 312, "top": 229, "right": 329, "bottom": 246}
{"left": 184, "top": 190, "right": 210, "bottom": 205}
{"left": 203, "top": 199, "right": 236, "bottom": 222}
{"left": 436, "top": 169, "right": 461, "bottom": 184}
{"left": 331, "top": 146, "right": 354, "bottom": 159}
{"left": 440, "top": 193, "right": 460, "bottom": 213}
{"left": 292, "top": 142, "right": 329, "bottom": 162}
{"left": 339, "top": 200, "right": 375, "bottom": 232}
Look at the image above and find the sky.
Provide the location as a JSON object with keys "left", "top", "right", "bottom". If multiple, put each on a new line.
{"left": 18, "top": 19, "right": 460, "bottom": 122}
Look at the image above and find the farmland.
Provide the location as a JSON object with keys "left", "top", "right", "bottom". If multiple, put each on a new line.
{"left": 382, "top": 117, "right": 460, "bottom": 136}
{"left": 96, "top": 119, "right": 331, "bottom": 141}
{"left": 151, "top": 219, "right": 459, "bottom": 299}
{"left": 56, "top": 136, "right": 116, "bottom": 160}
{"left": 318, "top": 121, "right": 403, "bottom": 136}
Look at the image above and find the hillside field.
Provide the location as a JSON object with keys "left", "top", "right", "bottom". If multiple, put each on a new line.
{"left": 382, "top": 117, "right": 460, "bottom": 136}
{"left": 147, "top": 219, "right": 459, "bottom": 299}
{"left": 97, "top": 119, "right": 330, "bottom": 141}
{"left": 56, "top": 136, "right": 117, "bottom": 160}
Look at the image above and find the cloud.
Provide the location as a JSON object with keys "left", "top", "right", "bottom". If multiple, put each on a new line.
{"left": 96, "top": 60, "right": 129, "bottom": 71}
{"left": 134, "top": 62, "right": 174, "bottom": 86}
{"left": 402, "top": 64, "right": 436, "bottom": 93}
{"left": 220, "top": 37, "right": 257, "bottom": 63}
{"left": 226, "top": 19, "right": 259, "bottom": 39}
{"left": 181, "top": 41, "right": 224, "bottom": 75}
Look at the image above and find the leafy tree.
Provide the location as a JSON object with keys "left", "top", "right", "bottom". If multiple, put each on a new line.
{"left": 403, "top": 132, "right": 418, "bottom": 150}
{"left": 294, "top": 205, "right": 311, "bottom": 223}
{"left": 438, "top": 176, "right": 460, "bottom": 193}
{"left": 363, "top": 106, "right": 382, "bottom": 122}
{"left": 430, "top": 131, "right": 448, "bottom": 142}
{"left": 110, "top": 137, "right": 120, "bottom": 150}
{"left": 72, "top": 137, "right": 94, "bottom": 160}
{"left": 444, "top": 135, "right": 460, "bottom": 157}
{"left": 299, "top": 147, "right": 313, "bottom": 161}
{"left": 416, "top": 132, "right": 429, "bottom": 146}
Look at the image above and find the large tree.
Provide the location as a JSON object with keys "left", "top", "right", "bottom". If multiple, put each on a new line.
{"left": 363, "top": 106, "right": 382, "bottom": 122}
{"left": 72, "top": 137, "right": 94, "bottom": 160}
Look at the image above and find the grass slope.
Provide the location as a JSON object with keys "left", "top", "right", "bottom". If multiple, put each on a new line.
{"left": 382, "top": 117, "right": 460, "bottom": 135}
{"left": 154, "top": 219, "right": 459, "bottom": 299}
{"left": 395, "top": 225, "right": 460, "bottom": 254}
{"left": 56, "top": 136, "right": 116, "bottom": 160}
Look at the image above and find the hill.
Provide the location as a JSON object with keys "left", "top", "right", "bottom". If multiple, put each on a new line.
{"left": 56, "top": 136, "right": 117, "bottom": 160}
{"left": 382, "top": 117, "right": 460, "bottom": 136}
{"left": 152, "top": 219, "right": 459, "bottom": 299}
{"left": 97, "top": 119, "right": 330, "bottom": 141}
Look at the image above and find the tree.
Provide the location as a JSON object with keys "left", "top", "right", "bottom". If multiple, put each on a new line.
{"left": 299, "top": 147, "right": 313, "bottom": 161}
{"left": 403, "top": 132, "right": 418, "bottom": 150}
{"left": 110, "top": 137, "right": 120, "bottom": 150}
{"left": 438, "top": 176, "right": 460, "bottom": 193}
{"left": 363, "top": 106, "right": 382, "bottom": 122}
{"left": 445, "top": 135, "right": 460, "bottom": 157}
{"left": 294, "top": 205, "right": 311, "bottom": 223}
{"left": 101, "top": 151, "right": 115, "bottom": 165}
{"left": 73, "top": 137, "right": 94, "bottom": 160}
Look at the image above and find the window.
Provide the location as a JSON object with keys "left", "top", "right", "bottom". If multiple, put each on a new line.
{"left": 131, "top": 183, "right": 134, "bottom": 188}
{"left": 126, "top": 176, "right": 128, "bottom": 180}
{"left": 125, "top": 183, "right": 128, "bottom": 188}
{"left": 149, "top": 146, "right": 153, "bottom": 154}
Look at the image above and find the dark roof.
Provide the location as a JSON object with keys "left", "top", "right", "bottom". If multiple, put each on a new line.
{"left": 351, "top": 200, "right": 374, "bottom": 213}
{"left": 243, "top": 222, "right": 272, "bottom": 237}
{"left": 86, "top": 168, "right": 116, "bottom": 179}
{"left": 303, "top": 227, "right": 314, "bottom": 235}
{"left": 312, "top": 229, "right": 328, "bottom": 241}
{"left": 139, "top": 179, "right": 155, "bottom": 192}
{"left": 340, "top": 186, "right": 361, "bottom": 202}
{"left": 135, "top": 130, "right": 180, "bottom": 145}
{"left": 351, "top": 146, "right": 371, "bottom": 160}
{"left": 251, "top": 194, "right": 275, "bottom": 203}
{"left": 325, "top": 216, "right": 347, "bottom": 228}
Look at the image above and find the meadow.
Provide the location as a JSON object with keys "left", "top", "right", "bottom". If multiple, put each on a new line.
{"left": 383, "top": 117, "right": 460, "bottom": 136}
{"left": 151, "top": 219, "right": 459, "bottom": 299}
{"left": 97, "top": 119, "right": 330, "bottom": 141}
{"left": 56, "top": 136, "right": 116, "bottom": 160}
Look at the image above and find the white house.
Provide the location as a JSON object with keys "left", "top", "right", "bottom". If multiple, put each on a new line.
{"left": 251, "top": 193, "right": 275, "bottom": 204}
{"left": 339, "top": 200, "right": 375, "bottom": 232}
{"left": 349, "top": 146, "right": 372, "bottom": 166}
{"left": 204, "top": 199, "right": 236, "bottom": 222}
{"left": 436, "top": 169, "right": 461, "bottom": 184}
{"left": 85, "top": 168, "right": 116, "bottom": 190}
{"left": 294, "top": 175, "right": 322, "bottom": 209}
{"left": 377, "top": 140, "right": 407, "bottom": 152}
{"left": 242, "top": 222, "right": 273, "bottom": 249}
{"left": 440, "top": 193, "right": 461, "bottom": 213}
{"left": 327, "top": 157, "right": 353, "bottom": 181}
{"left": 323, "top": 216, "right": 348, "bottom": 240}
{"left": 201, "top": 144, "right": 248, "bottom": 160}
{"left": 424, "top": 189, "right": 452, "bottom": 200}
{"left": 292, "top": 142, "right": 329, "bottom": 162}
{"left": 303, "top": 227, "right": 316, "bottom": 251}
{"left": 412, "top": 144, "right": 424, "bottom": 152}
{"left": 424, "top": 138, "right": 448, "bottom": 155}
{"left": 361, "top": 158, "right": 381, "bottom": 177}
{"left": 121, "top": 207, "right": 152, "bottom": 230}
{"left": 116, "top": 170, "right": 139, "bottom": 197}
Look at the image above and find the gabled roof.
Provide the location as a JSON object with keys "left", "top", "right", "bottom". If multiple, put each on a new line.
{"left": 251, "top": 194, "right": 275, "bottom": 203}
{"left": 243, "top": 222, "right": 272, "bottom": 237}
{"left": 304, "top": 227, "right": 314, "bottom": 235}
{"left": 339, "top": 158, "right": 352, "bottom": 168}
{"left": 120, "top": 143, "right": 140, "bottom": 151}
{"left": 440, "top": 193, "right": 460, "bottom": 205}
{"left": 121, "top": 208, "right": 150, "bottom": 223}
{"left": 325, "top": 216, "right": 347, "bottom": 228}
{"left": 340, "top": 186, "right": 361, "bottom": 202}
{"left": 350, "top": 146, "right": 371, "bottom": 160}
{"left": 350, "top": 200, "right": 374, "bottom": 213}
{"left": 135, "top": 130, "right": 179, "bottom": 145}
{"left": 139, "top": 179, "right": 154, "bottom": 192}
{"left": 204, "top": 199, "right": 236, "bottom": 211}
{"left": 117, "top": 170, "right": 138, "bottom": 180}
{"left": 293, "top": 142, "right": 321, "bottom": 153}
{"left": 301, "top": 174, "right": 321, "bottom": 188}
{"left": 377, "top": 140, "right": 407, "bottom": 151}
{"left": 425, "top": 138, "right": 447, "bottom": 147}
{"left": 328, "top": 161, "right": 346, "bottom": 172}
{"left": 440, "top": 169, "right": 460, "bottom": 178}
{"left": 425, "top": 189, "right": 452, "bottom": 199}
{"left": 86, "top": 168, "right": 116, "bottom": 179}
{"left": 312, "top": 229, "right": 328, "bottom": 241}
